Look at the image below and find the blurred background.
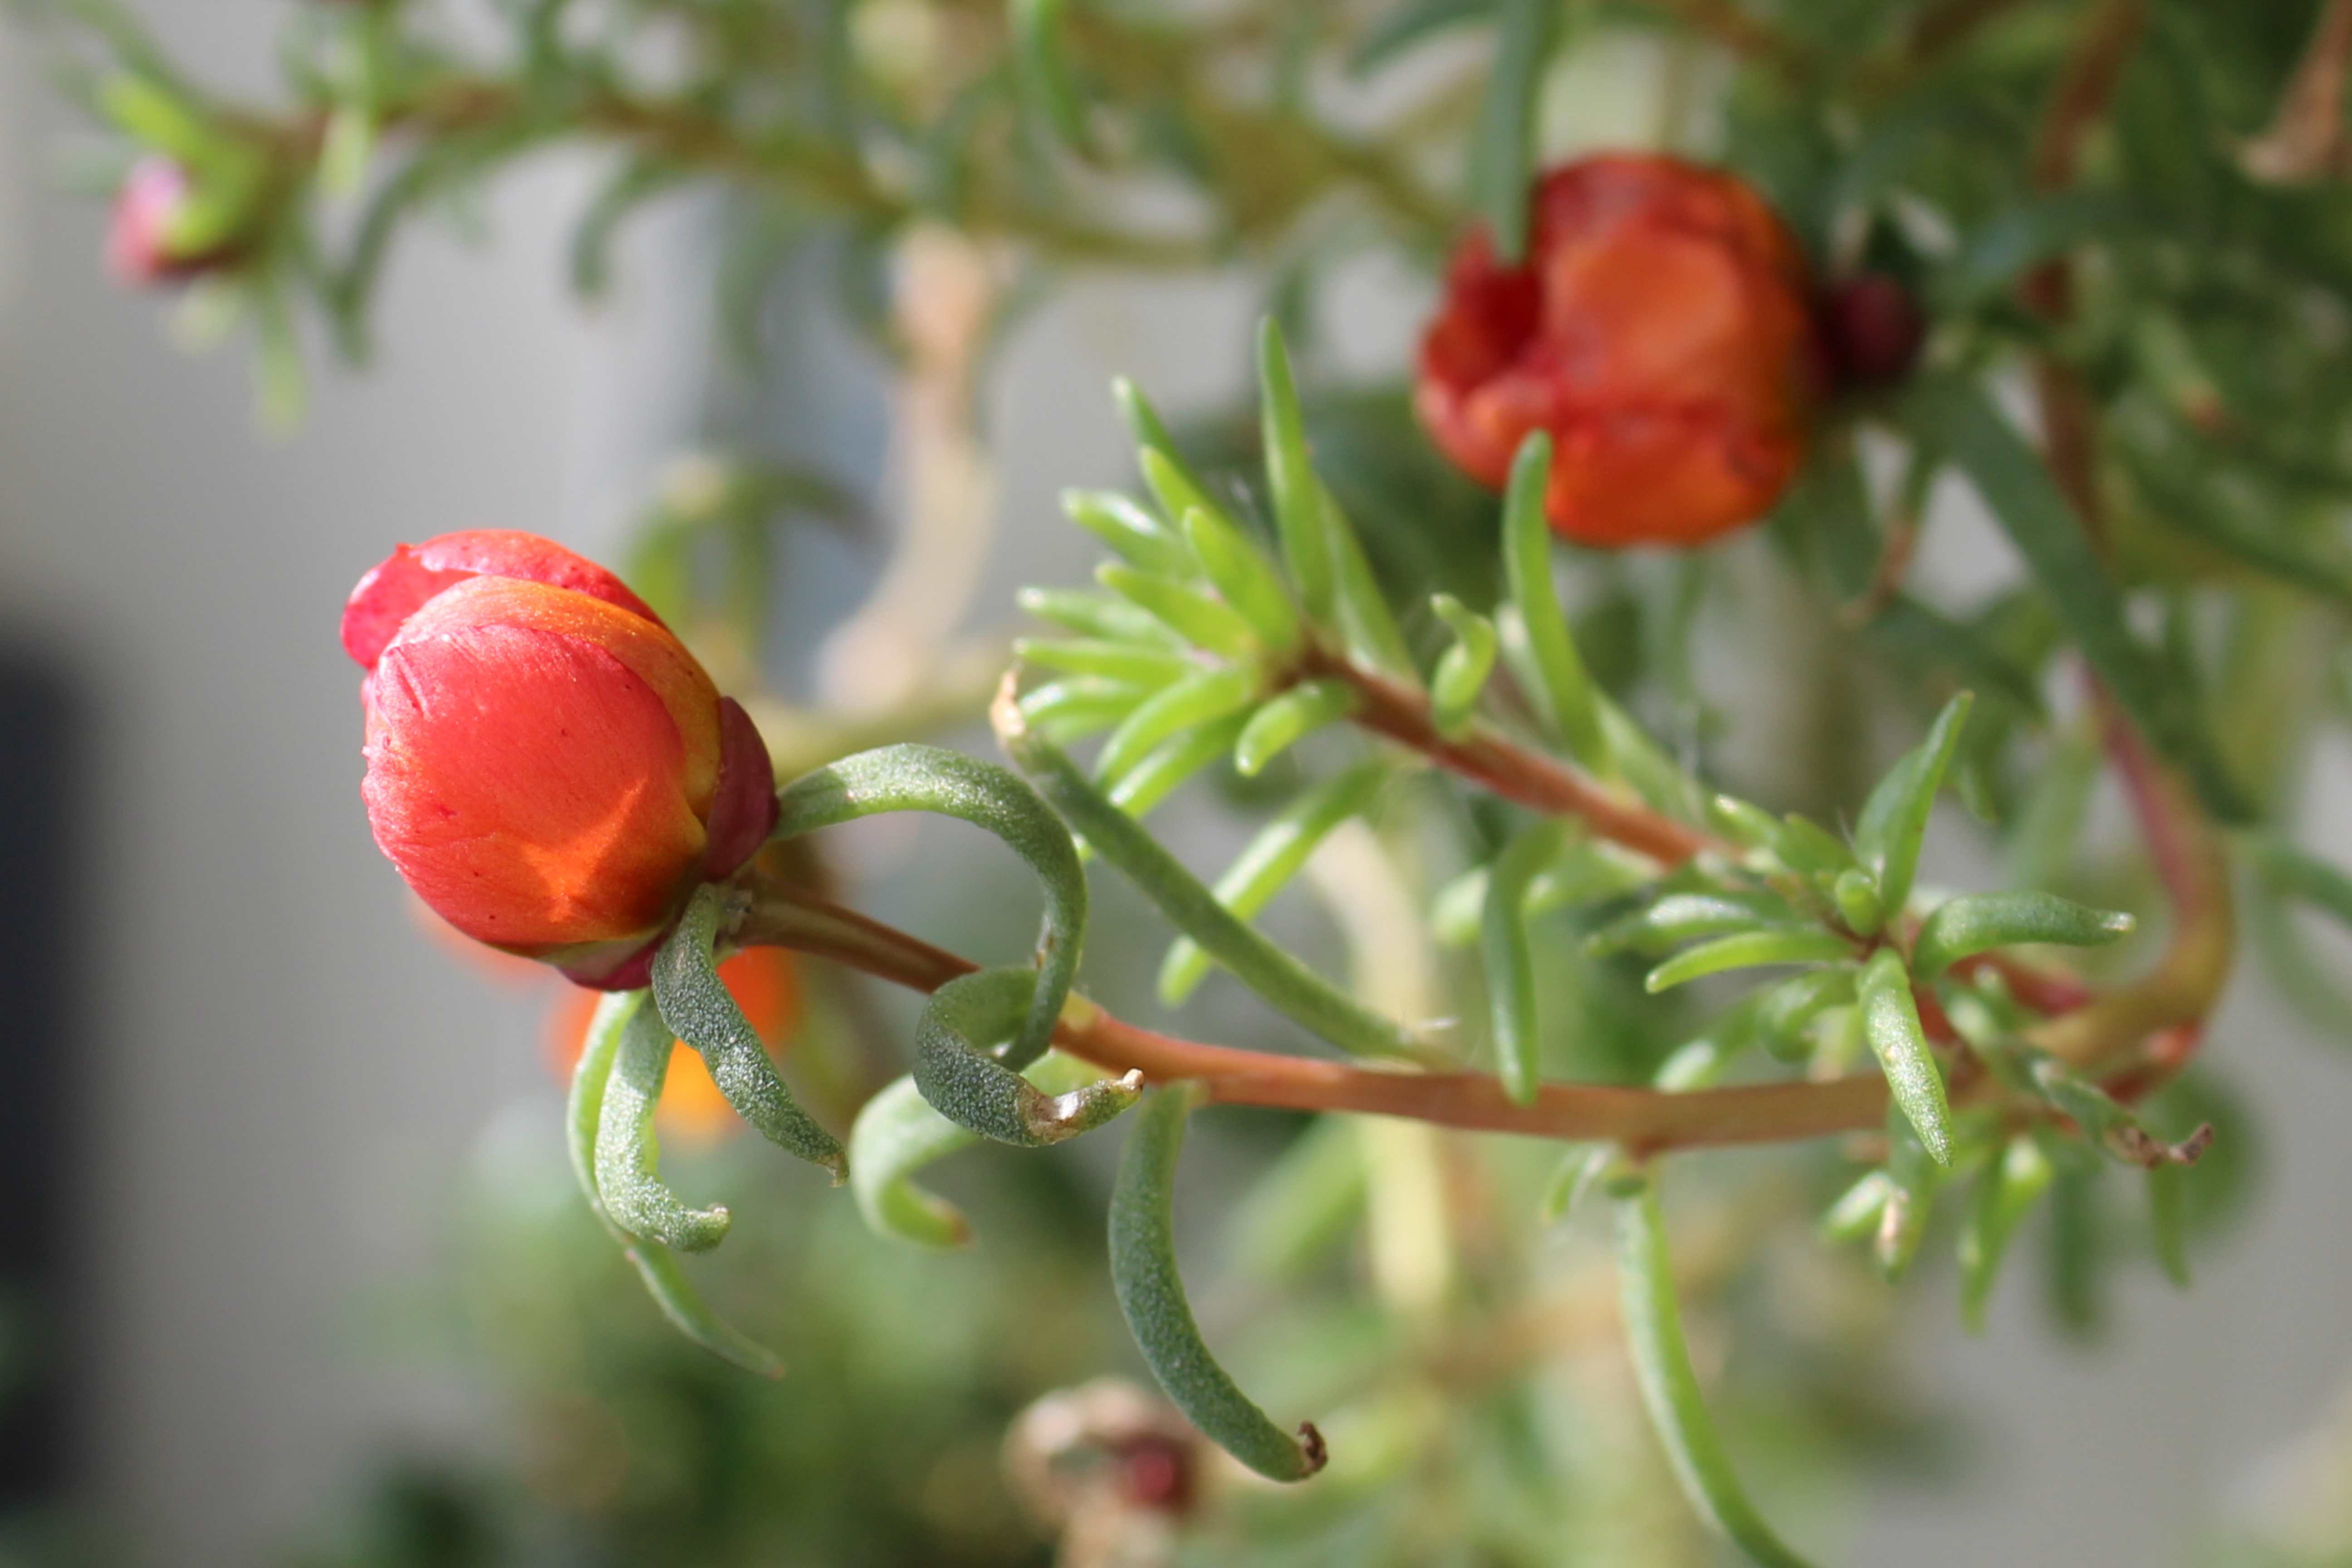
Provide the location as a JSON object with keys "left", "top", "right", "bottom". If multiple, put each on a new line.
{"left": 7, "top": 3, "right": 2352, "bottom": 1566}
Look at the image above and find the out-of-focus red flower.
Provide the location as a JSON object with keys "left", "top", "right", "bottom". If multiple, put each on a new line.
{"left": 1416, "top": 153, "right": 1821, "bottom": 549}
{"left": 106, "top": 156, "right": 240, "bottom": 285}
{"left": 545, "top": 948, "right": 802, "bottom": 1142}
{"left": 343, "top": 530, "right": 776, "bottom": 987}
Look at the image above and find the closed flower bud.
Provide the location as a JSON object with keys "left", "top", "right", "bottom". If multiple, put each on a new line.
{"left": 343, "top": 530, "right": 776, "bottom": 987}
{"left": 1820, "top": 272, "right": 1927, "bottom": 390}
{"left": 1416, "top": 153, "right": 1820, "bottom": 548}
{"left": 105, "top": 157, "right": 241, "bottom": 286}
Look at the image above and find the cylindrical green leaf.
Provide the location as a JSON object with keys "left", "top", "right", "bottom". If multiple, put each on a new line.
{"left": 1111, "top": 1086, "right": 1327, "bottom": 1482}
{"left": 1959, "top": 1134, "right": 2055, "bottom": 1333}
{"left": 1913, "top": 890, "right": 2135, "bottom": 981}
{"left": 1589, "top": 892, "right": 1803, "bottom": 958}
{"left": 1853, "top": 691, "right": 1975, "bottom": 918}
{"left": 850, "top": 1051, "right": 1111, "bottom": 1250}
{"left": 1320, "top": 482, "right": 1421, "bottom": 681}
{"left": 1617, "top": 1179, "right": 1819, "bottom": 1568}
{"left": 1014, "top": 636, "right": 1193, "bottom": 687}
{"left": 1000, "top": 711, "right": 1435, "bottom": 1063}
{"left": 1483, "top": 820, "right": 1571, "bottom": 1105}
{"left": 1096, "top": 664, "right": 1265, "bottom": 784}
{"left": 1109, "top": 713, "right": 1250, "bottom": 819}
{"left": 1099, "top": 563, "right": 1262, "bottom": 660}
{"left": 1160, "top": 760, "right": 1390, "bottom": 1004}
{"left": 1234, "top": 679, "right": 1359, "bottom": 777}
{"left": 1184, "top": 504, "right": 1302, "bottom": 652}
{"left": 654, "top": 889, "right": 847, "bottom": 1177}
{"left": 773, "top": 744, "right": 1088, "bottom": 1074}
{"left": 1644, "top": 930, "right": 1854, "bottom": 994}
{"left": 914, "top": 967, "right": 1140, "bottom": 1145}
{"left": 1018, "top": 584, "right": 1185, "bottom": 647}
{"left": 1833, "top": 869, "right": 1884, "bottom": 938}
{"left": 1113, "top": 378, "right": 1224, "bottom": 538}
{"left": 1501, "top": 433, "right": 1609, "bottom": 772}
{"left": 1875, "top": 1112, "right": 1943, "bottom": 1281}
{"left": 1857, "top": 949, "right": 1952, "bottom": 1165}
{"left": 1063, "top": 488, "right": 1196, "bottom": 578}
{"left": 1018, "top": 675, "right": 1151, "bottom": 742}
{"left": 1754, "top": 967, "right": 1858, "bottom": 1063}
{"left": 596, "top": 991, "right": 732, "bottom": 1252}
{"left": 1430, "top": 593, "right": 1498, "bottom": 737}
{"left": 1256, "top": 318, "right": 1335, "bottom": 619}
{"left": 566, "top": 990, "right": 782, "bottom": 1376}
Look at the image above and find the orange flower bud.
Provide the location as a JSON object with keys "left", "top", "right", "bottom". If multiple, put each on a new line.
{"left": 544, "top": 948, "right": 802, "bottom": 1142}
{"left": 1416, "top": 153, "right": 1821, "bottom": 549}
{"left": 343, "top": 531, "right": 776, "bottom": 986}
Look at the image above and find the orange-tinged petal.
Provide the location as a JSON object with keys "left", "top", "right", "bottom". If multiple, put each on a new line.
{"left": 387, "top": 577, "right": 722, "bottom": 817}
{"left": 363, "top": 619, "right": 709, "bottom": 952}
{"left": 342, "top": 529, "right": 664, "bottom": 671}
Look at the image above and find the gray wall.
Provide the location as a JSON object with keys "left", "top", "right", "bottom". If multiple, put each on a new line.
{"left": 3, "top": 6, "right": 2351, "bottom": 1565}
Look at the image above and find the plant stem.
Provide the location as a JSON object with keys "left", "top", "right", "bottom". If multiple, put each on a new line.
{"left": 735, "top": 881, "right": 1892, "bottom": 1151}
{"left": 1303, "top": 648, "right": 1718, "bottom": 867}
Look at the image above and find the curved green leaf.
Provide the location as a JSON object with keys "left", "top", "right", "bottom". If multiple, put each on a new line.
{"left": 1111, "top": 1086, "right": 1327, "bottom": 1482}
{"left": 1109, "top": 713, "right": 1251, "bottom": 818}
{"left": 1857, "top": 949, "right": 1951, "bottom": 1165}
{"left": 1097, "top": 665, "right": 1265, "bottom": 783}
{"left": 1064, "top": 488, "right": 1197, "bottom": 578}
{"left": 1501, "top": 433, "right": 1608, "bottom": 771}
{"left": 1184, "top": 505, "right": 1301, "bottom": 652}
{"left": 914, "top": 967, "right": 1141, "bottom": 1145}
{"left": 1016, "top": 675, "right": 1152, "bottom": 742}
{"left": 1484, "top": 820, "right": 1571, "bottom": 1105}
{"left": 773, "top": 744, "right": 1087, "bottom": 1075}
{"left": 1257, "top": 318, "right": 1335, "bottom": 619}
{"left": 1644, "top": 930, "right": 1854, "bottom": 994}
{"left": 654, "top": 890, "right": 846, "bottom": 1177}
{"left": 1912, "top": 890, "right": 2135, "bottom": 980}
{"left": 1429, "top": 593, "right": 1498, "bottom": 736}
{"left": 849, "top": 1051, "right": 1113, "bottom": 1250}
{"left": 1017, "top": 584, "right": 1186, "bottom": 646}
{"left": 566, "top": 990, "right": 781, "bottom": 1376}
{"left": 1234, "top": 679, "right": 1360, "bottom": 777}
{"left": 595, "top": 991, "right": 732, "bottom": 1252}
{"left": 1959, "top": 1134, "right": 2055, "bottom": 1333}
{"left": 1588, "top": 892, "right": 1803, "bottom": 958}
{"left": 1617, "top": 1179, "right": 1818, "bottom": 1568}
{"left": 1014, "top": 637, "right": 1193, "bottom": 687}
{"left": 1000, "top": 710, "right": 1434, "bottom": 1063}
{"left": 1099, "top": 564, "right": 1262, "bottom": 660}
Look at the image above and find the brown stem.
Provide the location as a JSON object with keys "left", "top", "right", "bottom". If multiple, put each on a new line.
{"left": 737, "top": 883, "right": 1891, "bottom": 1150}
{"left": 1304, "top": 649, "right": 1719, "bottom": 867}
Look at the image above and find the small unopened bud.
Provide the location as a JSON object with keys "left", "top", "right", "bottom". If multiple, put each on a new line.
{"left": 105, "top": 157, "right": 238, "bottom": 286}
{"left": 1821, "top": 273, "right": 1927, "bottom": 391}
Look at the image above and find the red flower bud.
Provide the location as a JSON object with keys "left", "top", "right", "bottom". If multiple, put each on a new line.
{"left": 343, "top": 531, "right": 776, "bottom": 986}
{"left": 1820, "top": 272, "right": 1927, "bottom": 390}
{"left": 1416, "top": 153, "right": 1820, "bottom": 548}
{"left": 105, "top": 157, "right": 239, "bottom": 286}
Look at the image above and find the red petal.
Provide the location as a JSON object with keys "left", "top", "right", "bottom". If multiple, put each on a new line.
{"left": 362, "top": 622, "right": 707, "bottom": 951}
{"left": 341, "top": 530, "right": 664, "bottom": 671}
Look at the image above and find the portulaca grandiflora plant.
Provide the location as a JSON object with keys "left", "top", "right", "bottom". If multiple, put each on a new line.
{"left": 25, "top": 0, "right": 2352, "bottom": 1559}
